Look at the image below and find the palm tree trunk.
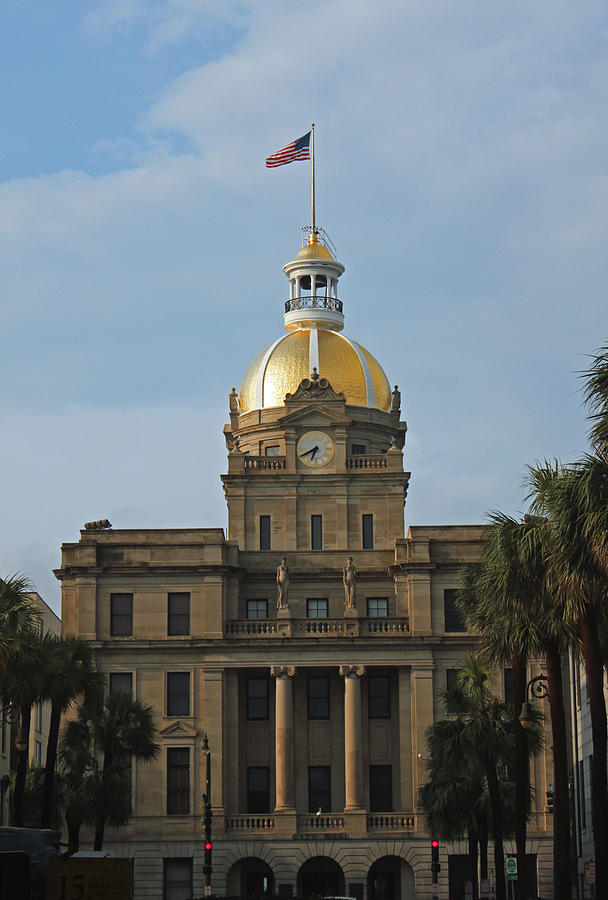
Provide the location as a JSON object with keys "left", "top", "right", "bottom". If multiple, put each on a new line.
{"left": 468, "top": 826, "right": 479, "bottom": 900}
{"left": 67, "top": 813, "right": 81, "bottom": 855}
{"left": 479, "top": 812, "right": 489, "bottom": 881}
{"left": 512, "top": 652, "right": 528, "bottom": 900}
{"left": 12, "top": 705, "right": 31, "bottom": 827}
{"left": 579, "top": 608, "right": 608, "bottom": 898}
{"left": 94, "top": 814, "right": 105, "bottom": 851}
{"left": 545, "top": 644, "right": 570, "bottom": 900}
{"left": 41, "top": 702, "right": 61, "bottom": 828}
{"left": 485, "top": 757, "right": 506, "bottom": 900}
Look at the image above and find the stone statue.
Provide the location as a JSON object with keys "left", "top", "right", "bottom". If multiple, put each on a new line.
{"left": 390, "top": 384, "right": 401, "bottom": 415}
{"left": 343, "top": 556, "right": 356, "bottom": 609}
{"left": 276, "top": 556, "right": 289, "bottom": 609}
{"left": 229, "top": 388, "right": 239, "bottom": 413}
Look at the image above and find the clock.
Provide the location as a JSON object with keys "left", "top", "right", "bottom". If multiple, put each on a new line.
{"left": 297, "top": 430, "right": 335, "bottom": 467}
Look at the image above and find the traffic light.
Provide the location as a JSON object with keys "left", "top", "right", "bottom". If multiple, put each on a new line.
{"left": 546, "top": 788, "right": 554, "bottom": 814}
{"left": 431, "top": 839, "right": 440, "bottom": 883}
{"left": 203, "top": 840, "right": 212, "bottom": 875}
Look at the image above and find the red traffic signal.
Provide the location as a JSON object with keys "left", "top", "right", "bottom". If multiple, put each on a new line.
{"left": 205, "top": 842, "right": 212, "bottom": 851}
{"left": 431, "top": 840, "right": 439, "bottom": 848}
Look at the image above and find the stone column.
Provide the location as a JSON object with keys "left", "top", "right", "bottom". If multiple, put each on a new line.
{"left": 270, "top": 666, "right": 296, "bottom": 814}
{"left": 340, "top": 665, "right": 366, "bottom": 830}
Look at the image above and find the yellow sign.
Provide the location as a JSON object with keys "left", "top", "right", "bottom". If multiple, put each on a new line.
{"left": 46, "top": 859, "right": 132, "bottom": 900}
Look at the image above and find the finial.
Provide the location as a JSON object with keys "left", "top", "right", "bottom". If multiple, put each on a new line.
{"left": 311, "top": 367, "right": 320, "bottom": 382}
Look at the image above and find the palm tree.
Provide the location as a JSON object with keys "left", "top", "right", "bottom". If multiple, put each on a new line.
{"left": 527, "top": 459, "right": 608, "bottom": 897}
{"left": 582, "top": 343, "right": 608, "bottom": 451}
{"left": 0, "top": 573, "right": 36, "bottom": 671}
{"left": 57, "top": 718, "right": 98, "bottom": 854}
{"left": 40, "top": 636, "right": 103, "bottom": 828}
{"left": 89, "top": 691, "right": 159, "bottom": 850}
{"left": 458, "top": 513, "right": 574, "bottom": 900}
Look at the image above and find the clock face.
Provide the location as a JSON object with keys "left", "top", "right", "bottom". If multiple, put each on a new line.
{"left": 297, "top": 430, "right": 335, "bottom": 467}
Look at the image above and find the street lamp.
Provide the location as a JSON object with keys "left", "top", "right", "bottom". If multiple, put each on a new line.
{"left": 202, "top": 733, "right": 212, "bottom": 897}
{"left": 519, "top": 674, "right": 549, "bottom": 730}
{"left": 0, "top": 704, "right": 27, "bottom": 753}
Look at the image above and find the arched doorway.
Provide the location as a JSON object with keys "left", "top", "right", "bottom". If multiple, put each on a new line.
{"left": 368, "top": 856, "right": 415, "bottom": 900}
{"left": 298, "top": 856, "right": 344, "bottom": 898}
{"left": 225, "top": 857, "right": 274, "bottom": 898}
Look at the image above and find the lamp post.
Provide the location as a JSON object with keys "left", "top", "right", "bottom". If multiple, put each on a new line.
{"left": 0, "top": 704, "right": 27, "bottom": 753}
{"left": 202, "top": 733, "right": 212, "bottom": 897}
{"left": 518, "top": 674, "right": 548, "bottom": 730}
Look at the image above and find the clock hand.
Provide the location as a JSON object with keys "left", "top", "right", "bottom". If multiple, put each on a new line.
{"left": 300, "top": 446, "right": 317, "bottom": 458}
{"left": 310, "top": 445, "right": 318, "bottom": 459}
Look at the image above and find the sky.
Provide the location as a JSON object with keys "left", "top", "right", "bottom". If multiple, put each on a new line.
{"left": 1, "top": 0, "right": 607, "bottom": 615}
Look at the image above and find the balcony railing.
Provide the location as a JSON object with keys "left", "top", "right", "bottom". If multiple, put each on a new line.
{"left": 296, "top": 813, "right": 345, "bottom": 832}
{"left": 225, "top": 617, "right": 409, "bottom": 638}
{"left": 244, "top": 455, "right": 287, "bottom": 471}
{"left": 284, "top": 295, "right": 343, "bottom": 314}
{"left": 346, "top": 455, "right": 387, "bottom": 470}
{"left": 223, "top": 812, "right": 417, "bottom": 834}
{"left": 226, "top": 815, "right": 274, "bottom": 831}
{"left": 368, "top": 814, "right": 416, "bottom": 831}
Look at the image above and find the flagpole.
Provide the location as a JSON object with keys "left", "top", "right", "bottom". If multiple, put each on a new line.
{"left": 311, "top": 123, "right": 315, "bottom": 234}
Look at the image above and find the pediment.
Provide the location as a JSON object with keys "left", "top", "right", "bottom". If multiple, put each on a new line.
{"left": 285, "top": 372, "right": 346, "bottom": 404}
{"left": 159, "top": 720, "right": 199, "bottom": 739}
{"left": 278, "top": 404, "right": 352, "bottom": 428}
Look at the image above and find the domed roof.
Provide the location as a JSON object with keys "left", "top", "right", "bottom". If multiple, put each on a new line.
{"left": 239, "top": 328, "right": 391, "bottom": 412}
{"left": 295, "top": 242, "right": 334, "bottom": 261}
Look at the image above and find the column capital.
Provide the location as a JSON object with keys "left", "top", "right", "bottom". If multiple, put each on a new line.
{"left": 270, "top": 665, "right": 296, "bottom": 679}
{"left": 339, "top": 665, "right": 365, "bottom": 679}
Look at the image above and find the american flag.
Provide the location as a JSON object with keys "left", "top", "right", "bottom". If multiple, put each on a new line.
{"left": 266, "top": 132, "right": 311, "bottom": 168}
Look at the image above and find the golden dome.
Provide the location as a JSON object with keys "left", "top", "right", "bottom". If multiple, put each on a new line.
{"left": 239, "top": 328, "right": 391, "bottom": 412}
{"left": 295, "top": 242, "right": 334, "bottom": 261}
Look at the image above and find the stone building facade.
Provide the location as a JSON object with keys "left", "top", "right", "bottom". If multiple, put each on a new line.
{"left": 56, "top": 227, "right": 554, "bottom": 899}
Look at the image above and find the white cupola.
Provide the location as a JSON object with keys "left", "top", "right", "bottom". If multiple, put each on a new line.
{"left": 282, "top": 227, "right": 346, "bottom": 332}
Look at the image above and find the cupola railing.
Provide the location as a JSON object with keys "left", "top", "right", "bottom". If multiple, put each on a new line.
{"left": 284, "top": 295, "right": 343, "bottom": 314}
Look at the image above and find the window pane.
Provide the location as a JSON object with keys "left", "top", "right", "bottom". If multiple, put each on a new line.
{"left": 260, "top": 515, "right": 271, "bottom": 551}
{"left": 167, "top": 748, "right": 190, "bottom": 815}
{"left": 362, "top": 514, "right": 374, "bottom": 549}
{"left": 367, "top": 597, "right": 388, "bottom": 617}
{"left": 311, "top": 515, "right": 323, "bottom": 550}
{"left": 370, "top": 765, "right": 392, "bottom": 812}
{"left": 167, "top": 672, "right": 190, "bottom": 717}
{"left": 247, "top": 767, "right": 270, "bottom": 813}
{"left": 264, "top": 445, "right": 280, "bottom": 456}
{"left": 446, "top": 669, "right": 465, "bottom": 713}
{"left": 247, "top": 600, "right": 268, "bottom": 619}
{"left": 351, "top": 444, "right": 367, "bottom": 455}
{"left": 247, "top": 677, "right": 269, "bottom": 720}
{"left": 307, "top": 599, "right": 328, "bottom": 618}
{"left": 109, "top": 672, "right": 133, "bottom": 696}
{"left": 164, "top": 858, "right": 193, "bottom": 900}
{"left": 444, "top": 589, "right": 466, "bottom": 632}
{"left": 369, "top": 675, "right": 390, "bottom": 718}
{"left": 308, "top": 766, "right": 331, "bottom": 813}
{"left": 168, "top": 593, "right": 190, "bottom": 636}
{"left": 308, "top": 677, "right": 329, "bottom": 719}
{"left": 110, "top": 593, "right": 133, "bottom": 637}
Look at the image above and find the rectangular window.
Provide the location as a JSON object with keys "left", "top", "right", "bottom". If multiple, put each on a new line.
{"left": 351, "top": 444, "right": 367, "bottom": 455}
{"left": 168, "top": 592, "right": 190, "bottom": 636}
{"left": 308, "top": 766, "right": 331, "bottom": 813}
{"left": 503, "top": 668, "right": 514, "bottom": 705}
{"left": 369, "top": 675, "right": 391, "bottom": 719}
{"left": 109, "top": 672, "right": 133, "bottom": 696}
{"left": 1, "top": 720, "right": 5, "bottom": 755}
{"left": 34, "top": 740, "right": 43, "bottom": 767}
{"left": 164, "top": 858, "right": 193, "bottom": 900}
{"left": 308, "top": 677, "right": 330, "bottom": 719}
{"left": 247, "top": 677, "right": 269, "bottom": 720}
{"left": 167, "top": 748, "right": 190, "bottom": 815}
{"left": 167, "top": 672, "right": 190, "bottom": 717}
{"left": 444, "top": 589, "right": 466, "bottom": 632}
{"left": 362, "top": 514, "right": 374, "bottom": 549}
{"left": 580, "top": 758, "right": 587, "bottom": 830}
{"left": 110, "top": 593, "right": 133, "bottom": 637}
{"left": 370, "top": 765, "right": 393, "bottom": 812}
{"left": 260, "top": 515, "right": 271, "bottom": 551}
{"left": 446, "top": 668, "right": 465, "bottom": 714}
{"left": 247, "top": 599, "right": 268, "bottom": 619}
{"left": 35, "top": 701, "right": 42, "bottom": 733}
{"left": 264, "top": 445, "right": 280, "bottom": 456}
{"left": 247, "top": 766, "right": 270, "bottom": 813}
{"left": 311, "top": 515, "right": 323, "bottom": 550}
{"left": 307, "top": 598, "right": 328, "bottom": 618}
{"left": 36, "top": 617, "right": 44, "bottom": 637}
{"left": 367, "top": 597, "right": 388, "bottom": 618}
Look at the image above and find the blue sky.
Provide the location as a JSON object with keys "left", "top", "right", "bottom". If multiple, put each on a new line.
{"left": 1, "top": 0, "right": 607, "bottom": 614}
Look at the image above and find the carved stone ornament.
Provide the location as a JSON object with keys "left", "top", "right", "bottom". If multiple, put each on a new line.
{"left": 270, "top": 665, "right": 296, "bottom": 679}
{"left": 339, "top": 665, "right": 366, "bottom": 679}
{"left": 84, "top": 519, "right": 112, "bottom": 531}
{"left": 284, "top": 368, "right": 346, "bottom": 403}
